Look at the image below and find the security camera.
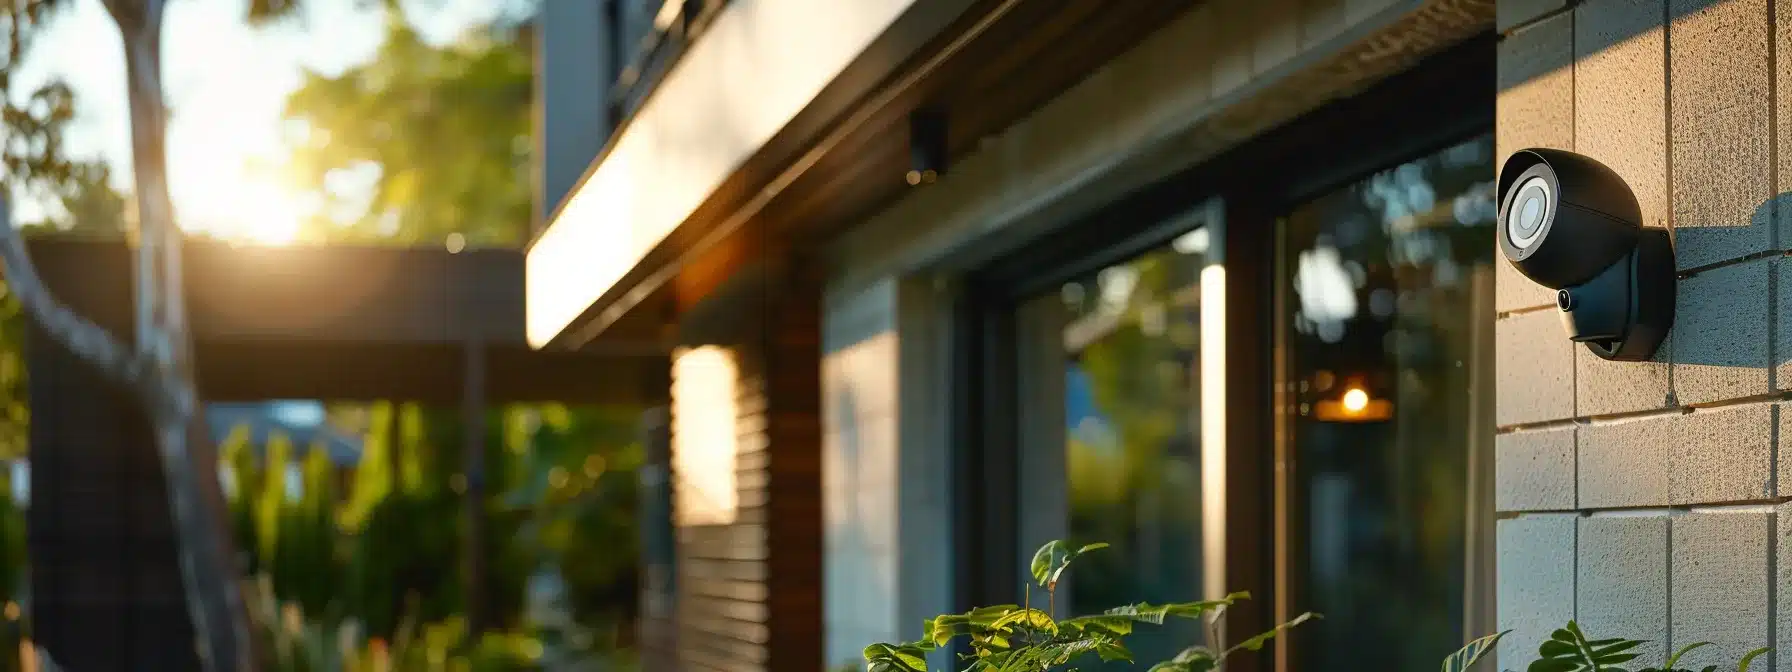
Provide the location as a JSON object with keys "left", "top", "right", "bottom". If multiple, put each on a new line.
{"left": 1497, "top": 148, "right": 1675, "bottom": 362}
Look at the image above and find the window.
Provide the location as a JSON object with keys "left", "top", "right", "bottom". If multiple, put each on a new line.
{"left": 1277, "top": 134, "right": 1496, "bottom": 670}
{"left": 1056, "top": 220, "right": 1215, "bottom": 666}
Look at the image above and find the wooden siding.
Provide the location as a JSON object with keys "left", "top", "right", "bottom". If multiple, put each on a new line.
{"left": 666, "top": 255, "right": 823, "bottom": 672}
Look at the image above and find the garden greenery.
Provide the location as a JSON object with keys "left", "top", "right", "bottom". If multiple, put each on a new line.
{"left": 1443, "top": 622, "right": 1772, "bottom": 672}
{"left": 866, "top": 540, "right": 1776, "bottom": 672}
{"left": 862, "top": 540, "right": 1317, "bottom": 671}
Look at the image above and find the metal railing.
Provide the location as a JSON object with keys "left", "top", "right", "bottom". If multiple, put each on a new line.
{"left": 604, "top": 0, "right": 732, "bottom": 133}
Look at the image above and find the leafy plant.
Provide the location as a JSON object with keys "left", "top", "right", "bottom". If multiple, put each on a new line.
{"left": 1441, "top": 630, "right": 1507, "bottom": 672}
{"left": 862, "top": 540, "right": 1316, "bottom": 671}
{"left": 1441, "top": 621, "right": 1773, "bottom": 672}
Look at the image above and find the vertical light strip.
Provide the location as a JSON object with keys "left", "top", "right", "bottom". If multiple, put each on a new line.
{"left": 1198, "top": 201, "right": 1229, "bottom": 624}
{"left": 671, "top": 345, "right": 740, "bottom": 526}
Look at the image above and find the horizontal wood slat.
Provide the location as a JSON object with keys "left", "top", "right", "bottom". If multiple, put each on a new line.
{"left": 662, "top": 255, "right": 824, "bottom": 671}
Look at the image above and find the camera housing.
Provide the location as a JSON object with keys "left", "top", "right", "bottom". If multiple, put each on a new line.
{"left": 1497, "top": 148, "right": 1675, "bottom": 362}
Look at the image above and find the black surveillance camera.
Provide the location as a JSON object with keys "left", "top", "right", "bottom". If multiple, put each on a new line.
{"left": 1497, "top": 148, "right": 1675, "bottom": 362}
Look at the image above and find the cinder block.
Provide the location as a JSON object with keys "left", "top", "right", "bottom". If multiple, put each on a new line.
{"left": 1497, "top": 12, "right": 1574, "bottom": 312}
{"left": 1497, "top": 515, "right": 1576, "bottom": 665}
{"left": 1673, "top": 261, "right": 1771, "bottom": 405}
{"left": 1579, "top": 417, "right": 1670, "bottom": 508}
{"left": 1670, "top": 404, "right": 1774, "bottom": 505}
{"left": 1496, "top": 426, "right": 1576, "bottom": 511}
{"left": 1575, "top": 0, "right": 1666, "bottom": 230}
{"left": 1670, "top": 511, "right": 1772, "bottom": 668}
{"left": 1576, "top": 336, "right": 1670, "bottom": 416}
{"left": 1781, "top": 0, "right": 1792, "bottom": 244}
{"left": 1497, "top": 311, "right": 1576, "bottom": 426}
{"left": 823, "top": 552, "right": 855, "bottom": 663}
{"left": 823, "top": 430, "right": 849, "bottom": 534}
{"left": 1669, "top": 0, "right": 1773, "bottom": 269}
{"left": 1782, "top": 407, "right": 1792, "bottom": 499}
{"left": 1776, "top": 260, "right": 1792, "bottom": 393}
{"left": 1499, "top": 0, "right": 1567, "bottom": 33}
{"left": 1106, "top": 4, "right": 1212, "bottom": 135}
{"left": 1777, "top": 504, "right": 1792, "bottom": 672}
{"left": 1577, "top": 516, "right": 1669, "bottom": 665}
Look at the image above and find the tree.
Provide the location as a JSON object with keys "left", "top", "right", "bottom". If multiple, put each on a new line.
{"left": 48, "top": 162, "right": 131, "bottom": 234}
{"left": 0, "top": 0, "right": 311, "bottom": 668}
{"left": 282, "top": 10, "right": 533, "bottom": 247}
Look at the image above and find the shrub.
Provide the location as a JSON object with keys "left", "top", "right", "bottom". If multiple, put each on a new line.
{"left": 862, "top": 540, "right": 1316, "bottom": 671}
{"left": 1443, "top": 622, "right": 1772, "bottom": 672}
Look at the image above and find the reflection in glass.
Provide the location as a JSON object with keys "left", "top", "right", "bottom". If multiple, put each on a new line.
{"left": 1281, "top": 135, "right": 1495, "bottom": 671}
{"left": 1060, "top": 222, "right": 1210, "bottom": 668}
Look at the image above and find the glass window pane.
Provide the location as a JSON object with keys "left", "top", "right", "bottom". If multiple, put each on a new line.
{"left": 1280, "top": 134, "right": 1497, "bottom": 671}
{"left": 1059, "top": 221, "right": 1212, "bottom": 667}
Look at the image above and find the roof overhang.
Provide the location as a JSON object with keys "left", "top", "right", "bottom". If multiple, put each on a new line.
{"left": 524, "top": 0, "right": 1197, "bottom": 349}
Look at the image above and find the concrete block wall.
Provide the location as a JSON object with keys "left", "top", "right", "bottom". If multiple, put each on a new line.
{"left": 821, "top": 279, "right": 903, "bottom": 667}
{"left": 820, "top": 276, "right": 960, "bottom": 671}
{"left": 1496, "top": 0, "right": 1791, "bottom": 667}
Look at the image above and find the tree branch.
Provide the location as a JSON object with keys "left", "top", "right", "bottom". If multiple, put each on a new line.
{"left": 0, "top": 195, "right": 144, "bottom": 384}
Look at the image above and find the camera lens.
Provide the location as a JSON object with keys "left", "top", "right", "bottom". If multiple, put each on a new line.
{"left": 1506, "top": 175, "right": 1552, "bottom": 249}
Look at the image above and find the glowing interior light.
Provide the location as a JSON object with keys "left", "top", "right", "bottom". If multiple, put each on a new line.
{"left": 1342, "top": 388, "right": 1370, "bottom": 413}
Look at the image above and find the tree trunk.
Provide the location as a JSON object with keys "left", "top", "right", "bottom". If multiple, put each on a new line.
{"left": 100, "top": 1, "right": 261, "bottom": 668}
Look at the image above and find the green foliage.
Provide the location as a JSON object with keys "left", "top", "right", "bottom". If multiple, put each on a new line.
{"left": 1440, "top": 631, "right": 1507, "bottom": 672}
{"left": 1446, "top": 622, "right": 1775, "bottom": 672}
{"left": 282, "top": 9, "right": 533, "bottom": 247}
{"left": 864, "top": 540, "right": 1315, "bottom": 672}
{"left": 246, "top": 576, "right": 550, "bottom": 672}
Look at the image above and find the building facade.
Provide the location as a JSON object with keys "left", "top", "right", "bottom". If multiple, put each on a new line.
{"left": 529, "top": 0, "right": 1790, "bottom": 670}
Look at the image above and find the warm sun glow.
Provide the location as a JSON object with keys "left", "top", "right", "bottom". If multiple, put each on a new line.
{"left": 219, "top": 178, "right": 305, "bottom": 245}
{"left": 167, "top": 92, "right": 310, "bottom": 246}
{"left": 1341, "top": 387, "right": 1370, "bottom": 413}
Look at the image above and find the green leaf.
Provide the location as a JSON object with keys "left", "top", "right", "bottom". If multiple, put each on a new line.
{"left": 1105, "top": 594, "right": 1249, "bottom": 625}
{"left": 1526, "top": 660, "right": 1578, "bottom": 672}
{"left": 1738, "top": 647, "right": 1772, "bottom": 672}
{"left": 989, "top": 608, "right": 1056, "bottom": 635}
{"left": 1154, "top": 646, "right": 1219, "bottom": 672}
{"left": 1060, "top": 615, "right": 1136, "bottom": 637}
{"left": 1030, "top": 541, "right": 1068, "bottom": 587}
{"left": 1594, "top": 639, "right": 1644, "bottom": 659}
{"left": 1044, "top": 541, "right": 1113, "bottom": 587}
{"left": 1441, "top": 631, "right": 1510, "bottom": 672}
{"left": 1223, "top": 611, "right": 1319, "bottom": 657}
{"left": 863, "top": 643, "right": 928, "bottom": 672}
{"left": 1538, "top": 640, "right": 1577, "bottom": 657}
{"left": 1095, "top": 642, "right": 1132, "bottom": 663}
{"left": 1664, "top": 642, "right": 1712, "bottom": 669}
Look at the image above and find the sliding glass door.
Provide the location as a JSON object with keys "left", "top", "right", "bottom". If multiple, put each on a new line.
{"left": 1274, "top": 134, "right": 1497, "bottom": 671}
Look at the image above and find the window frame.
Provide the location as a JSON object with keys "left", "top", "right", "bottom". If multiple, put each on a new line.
{"left": 950, "top": 33, "right": 1497, "bottom": 672}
